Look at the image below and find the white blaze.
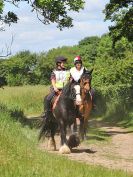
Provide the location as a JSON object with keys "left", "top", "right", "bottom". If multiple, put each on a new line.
{"left": 74, "top": 85, "right": 82, "bottom": 103}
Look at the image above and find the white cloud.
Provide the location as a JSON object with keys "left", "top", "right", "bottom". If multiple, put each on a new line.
{"left": 0, "top": 0, "right": 111, "bottom": 55}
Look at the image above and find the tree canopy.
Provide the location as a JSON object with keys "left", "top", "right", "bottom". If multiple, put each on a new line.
{"left": 104, "top": 0, "right": 133, "bottom": 44}
{"left": 1, "top": 0, "right": 132, "bottom": 45}
{"left": 0, "top": 0, "right": 84, "bottom": 30}
{"left": 0, "top": 34, "right": 132, "bottom": 86}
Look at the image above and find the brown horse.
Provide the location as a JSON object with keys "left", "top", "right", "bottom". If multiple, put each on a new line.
{"left": 77, "top": 70, "right": 93, "bottom": 140}
{"left": 39, "top": 70, "right": 93, "bottom": 154}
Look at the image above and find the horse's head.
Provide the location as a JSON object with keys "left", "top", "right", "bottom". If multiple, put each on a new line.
{"left": 80, "top": 69, "right": 93, "bottom": 93}
{"left": 73, "top": 69, "right": 93, "bottom": 105}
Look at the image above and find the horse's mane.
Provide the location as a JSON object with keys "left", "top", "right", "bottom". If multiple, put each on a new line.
{"left": 62, "top": 82, "right": 72, "bottom": 97}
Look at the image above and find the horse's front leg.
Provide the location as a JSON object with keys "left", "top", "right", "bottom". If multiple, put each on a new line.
{"left": 48, "top": 136, "right": 56, "bottom": 151}
{"left": 71, "top": 117, "right": 84, "bottom": 141}
{"left": 79, "top": 117, "right": 85, "bottom": 141}
{"left": 59, "top": 122, "right": 71, "bottom": 154}
{"left": 84, "top": 119, "right": 88, "bottom": 140}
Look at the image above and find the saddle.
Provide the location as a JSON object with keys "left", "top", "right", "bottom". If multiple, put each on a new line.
{"left": 51, "top": 91, "right": 62, "bottom": 111}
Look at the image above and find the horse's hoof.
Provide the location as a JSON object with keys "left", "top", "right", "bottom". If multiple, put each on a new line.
{"left": 68, "top": 134, "right": 80, "bottom": 148}
{"left": 48, "top": 138, "right": 56, "bottom": 151}
{"left": 59, "top": 144, "right": 71, "bottom": 154}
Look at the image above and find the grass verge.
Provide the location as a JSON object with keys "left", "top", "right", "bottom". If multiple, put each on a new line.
{"left": 0, "top": 85, "right": 49, "bottom": 116}
{"left": 0, "top": 108, "right": 132, "bottom": 177}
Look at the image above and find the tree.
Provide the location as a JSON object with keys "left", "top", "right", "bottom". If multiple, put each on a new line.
{"left": 78, "top": 36, "right": 100, "bottom": 64}
{"left": 1, "top": 50, "right": 39, "bottom": 86}
{"left": 104, "top": 0, "right": 133, "bottom": 45}
{"left": 0, "top": 0, "right": 85, "bottom": 30}
{"left": 79, "top": 36, "right": 100, "bottom": 46}
{"left": 0, "top": 1, "right": 18, "bottom": 31}
{"left": 0, "top": 0, "right": 84, "bottom": 58}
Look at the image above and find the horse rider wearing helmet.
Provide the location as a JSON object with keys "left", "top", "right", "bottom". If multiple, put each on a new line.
{"left": 70, "top": 56, "right": 85, "bottom": 84}
{"left": 44, "top": 56, "right": 70, "bottom": 120}
{"left": 70, "top": 56, "right": 96, "bottom": 108}
{"left": 70, "top": 56, "right": 86, "bottom": 105}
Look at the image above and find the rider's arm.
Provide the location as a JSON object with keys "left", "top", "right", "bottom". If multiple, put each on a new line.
{"left": 51, "top": 79, "right": 57, "bottom": 90}
{"left": 51, "top": 71, "right": 59, "bottom": 92}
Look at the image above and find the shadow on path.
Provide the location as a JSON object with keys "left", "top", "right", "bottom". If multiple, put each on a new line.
{"left": 71, "top": 148, "right": 96, "bottom": 154}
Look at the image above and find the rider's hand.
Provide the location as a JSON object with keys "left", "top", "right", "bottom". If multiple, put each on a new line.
{"left": 53, "top": 87, "right": 59, "bottom": 93}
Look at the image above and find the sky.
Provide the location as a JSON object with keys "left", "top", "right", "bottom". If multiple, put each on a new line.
{"left": 0, "top": 0, "right": 111, "bottom": 55}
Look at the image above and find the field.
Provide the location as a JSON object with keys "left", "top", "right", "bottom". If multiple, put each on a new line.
{"left": 0, "top": 86, "right": 133, "bottom": 177}
{"left": 0, "top": 85, "right": 49, "bottom": 116}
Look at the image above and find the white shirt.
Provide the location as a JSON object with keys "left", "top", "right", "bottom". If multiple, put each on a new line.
{"left": 70, "top": 67, "right": 85, "bottom": 82}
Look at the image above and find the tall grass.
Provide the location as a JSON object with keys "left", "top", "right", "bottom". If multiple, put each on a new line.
{"left": 0, "top": 85, "right": 49, "bottom": 116}
{"left": 94, "top": 85, "right": 133, "bottom": 127}
{"left": 1, "top": 85, "right": 132, "bottom": 127}
{"left": 0, "top": 85, "right": 132, "bottom": 176}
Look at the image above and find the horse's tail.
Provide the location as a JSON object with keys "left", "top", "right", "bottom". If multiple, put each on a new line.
{"left": 38, "top": 114, "right": 58, "bottom": 141}
{"left": 38, "top": 115, "right": 48, "bottom": 141}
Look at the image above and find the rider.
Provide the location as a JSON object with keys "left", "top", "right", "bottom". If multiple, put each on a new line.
{"left": 70, "top": 56, "right": 96, "bottom": 109}
{"left": 44, "top": 56, "right": 70, "bottom": 119}
{"left": 70, "top": 56, "right": 86, "bottom": 83}
{"left": 70, "top": 56, "right": 86, "bottom": 104}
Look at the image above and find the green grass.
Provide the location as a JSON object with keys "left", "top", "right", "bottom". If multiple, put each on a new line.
{"left": 0, "top": 85, "right": 49, "bottom": 116}
{"left": 0, "top": 85, "right": 132, "bottom": 177}
{"left": 0, "top": 109, "right": 132, "bottom": 177}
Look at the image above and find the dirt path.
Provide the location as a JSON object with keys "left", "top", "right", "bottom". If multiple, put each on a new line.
{"left": 39, "top": 126, "right": 133, "bottom": 173}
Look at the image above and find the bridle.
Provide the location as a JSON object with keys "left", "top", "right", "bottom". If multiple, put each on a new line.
{"left": 80, "top": 73, "right": 92, "bottom": 101}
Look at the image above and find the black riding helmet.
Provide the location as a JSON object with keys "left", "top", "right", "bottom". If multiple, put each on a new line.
{"left": 55, "top": 56, "right": 67, "bottom": 64}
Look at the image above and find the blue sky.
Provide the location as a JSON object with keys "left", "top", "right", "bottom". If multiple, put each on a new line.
{"left": 0, "top": 0, "right": 111, "bottom": 55}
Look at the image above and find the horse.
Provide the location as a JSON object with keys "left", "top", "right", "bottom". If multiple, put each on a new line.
{"left": 77, "top": 70, "right": 93, "bottom": 140}
{"left": 39, "top": 69, "right": 93, "bottom": 154}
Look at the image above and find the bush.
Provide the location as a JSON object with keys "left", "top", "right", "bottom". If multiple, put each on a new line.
{"left": 94, "top": 84, "right": 133, "bottom": 126}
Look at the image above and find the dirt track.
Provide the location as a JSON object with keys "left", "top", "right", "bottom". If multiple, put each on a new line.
{"left": 39, "top": 125, "right": 133, "bottom": 173}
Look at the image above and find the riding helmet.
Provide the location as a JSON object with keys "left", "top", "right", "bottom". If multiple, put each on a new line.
{"left": 74, "top": 56, "right": 82, "bottom": 65}
{"left": 55, "top": 56, "right": 67, "bottom": 64}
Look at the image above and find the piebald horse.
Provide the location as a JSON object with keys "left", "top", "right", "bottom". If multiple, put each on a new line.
{"left": 39, "top": 70, "right": 93, "bottom": 154}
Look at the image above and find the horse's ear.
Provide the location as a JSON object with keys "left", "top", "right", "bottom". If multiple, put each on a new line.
{"left": 89, "top": 68, "right": 93, "bottom": 75}
{"left": 84, "top": 68, "right": 93, "bottom": 75}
